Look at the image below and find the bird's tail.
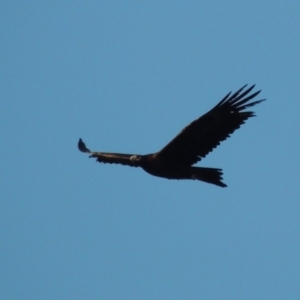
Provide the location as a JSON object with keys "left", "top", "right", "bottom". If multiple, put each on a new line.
{"left": 190, "top": 167, "right": 227, "bottom": 187}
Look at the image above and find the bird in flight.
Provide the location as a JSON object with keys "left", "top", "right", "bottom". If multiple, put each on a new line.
{"left": 78, "top": 85, "right": 265, "bottom": 187}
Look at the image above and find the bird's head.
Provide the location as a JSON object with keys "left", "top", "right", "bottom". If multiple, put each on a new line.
{"left": 130, "top": 155, "right": 142, "bottom": 165}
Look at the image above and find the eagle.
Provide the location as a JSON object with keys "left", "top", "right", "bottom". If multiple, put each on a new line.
{"left": 78, "top": 85, "right": 265, "bottom": 187}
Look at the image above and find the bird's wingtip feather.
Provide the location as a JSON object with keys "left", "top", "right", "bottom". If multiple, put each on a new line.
{"left": 78, "top": 138, "right": 91, "bottom": 153}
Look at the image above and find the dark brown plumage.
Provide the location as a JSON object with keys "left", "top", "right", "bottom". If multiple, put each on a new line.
{"left": 78, "top": 85, "right": 265, "bottom": 187}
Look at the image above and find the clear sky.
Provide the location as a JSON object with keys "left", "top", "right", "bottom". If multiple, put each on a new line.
{"left": 1, "top": 1, "right": 300, "bottom": 299}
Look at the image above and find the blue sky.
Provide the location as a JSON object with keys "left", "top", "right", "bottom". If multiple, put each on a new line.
{"left": 1, "top": 1, "right": 300, "bottom": 299}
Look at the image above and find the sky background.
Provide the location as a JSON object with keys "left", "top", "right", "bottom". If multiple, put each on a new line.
{"left": 1, "top": 1, "right": 300, "bottom": 299}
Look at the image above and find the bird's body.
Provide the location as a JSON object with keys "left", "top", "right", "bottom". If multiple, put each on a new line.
{"left": 78, "top": 85, "right": 265, "bottom": 187}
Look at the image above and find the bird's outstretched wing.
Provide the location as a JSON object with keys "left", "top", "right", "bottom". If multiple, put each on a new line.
{"left": 155, "top": 85, "right": 265, "bottom": 166}
{"left": 78, "top": 138, "right": 139, "bottom": 167}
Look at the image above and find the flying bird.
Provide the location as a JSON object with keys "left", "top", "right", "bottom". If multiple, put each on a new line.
{"left": 78, "top": 85, "right": 265, "bottom": 187}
